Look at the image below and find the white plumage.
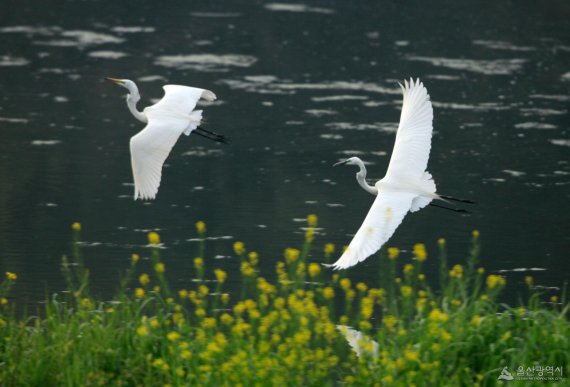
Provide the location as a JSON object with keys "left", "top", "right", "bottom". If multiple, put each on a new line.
{"left": 106, "top": 78, "right": 218, "bottom": 200}
{"left": 331, "top": 78, "right": 437, "bottom": 270}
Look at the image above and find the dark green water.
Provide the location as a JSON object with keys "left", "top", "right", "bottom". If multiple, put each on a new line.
{"left": 0, "top": 1, "right": 568, "bottom": 303}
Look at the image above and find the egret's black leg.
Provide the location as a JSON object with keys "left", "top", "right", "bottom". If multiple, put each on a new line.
{"left": 440, "top": 195, "right": 476, "bottom": 204}
{"left": 192, "top": 129, "right": 228, "bottom": 144}
{"left": 429, "top": 202, "right": 470, "bottom": 214}
{"left": 196, "top": 126, "right": 226, "bottom": 138}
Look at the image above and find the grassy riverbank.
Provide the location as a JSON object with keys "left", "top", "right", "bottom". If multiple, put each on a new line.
{"left": 0, "top": 218, "right": 568, "bottom": 385}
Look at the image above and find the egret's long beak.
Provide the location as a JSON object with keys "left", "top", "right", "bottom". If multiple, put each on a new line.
{"left": 333, "top": 159, "right": 350, "bottom": 167}
{"left": 105, "top": 77, "right": 124, "bottom": 85}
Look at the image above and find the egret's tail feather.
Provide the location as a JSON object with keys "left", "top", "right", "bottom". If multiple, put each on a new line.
{"left": 410, "top": 171, "right": 436, "bottom": 212}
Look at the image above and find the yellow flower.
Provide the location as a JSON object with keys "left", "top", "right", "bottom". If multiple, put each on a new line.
{"left": 308, "top": 263, "right": 321, "bottom": 278}
{"left": 131, "top": 253, "right": 140, "bottom": 264}
{"left": 431, "top": 343, "right": 441, "bottom": 352}
{"left": 139, "top": 273, "right": 150, "bottom": 286}
{"left": 5, "top": 272, "right": 17, "bottom": 281}
{"left": 449, "top": 264, "right": 463, "bottom": 278}
{"left": 403, "top": 264, "right": 414, "bottom": 275}
{"left": 248, "top": 252, "right": 259, "bottom": 265}
{"left": 203, "top": 317, "right": 217, "bottom": 329}
{"left": 413, "top": 243, "right": 427, "bottom": 262}
{"left": 323, "top": 287, "right": 335, "bottom": 300}
{"left": 472, "top": 229, "right": 480, "bottom": 238}
{"left": 71, "top": 222, "right": 81, "bottom": 231}
{"left": 501, "top": 331, "right": 511, "bottom": 341}
{"left": 418, "top": 273, "right": 426, "bottom": 281}
{"left": 382, "top": 315, "right": 398, "bottom": 330}
{"left": 356, "top": 282, "right": 368, "bottom": 293}
{"left": 181, "top": 350, "right": 192, "bottom": 360}
{"left": 214, "top": 269, "right": 227, "bottom": 283}
{"left": 440, "top": 330, "right": 452, "bottom": 342}
{"left": 284, "top": 248, "right": 300, "bottom": 264}
{"left": 382, "top": 375, "right": 394, "bottom": 384}
{"left": 324, "top": 243, "right": 335, "bottom": 255}
{"left": 193, "top": 257, "right": 203, "bottom": 270}
{"left": 451, "top": 299, "right": 462, "bottom": 307}
{"left": 428, "top": 308, "right": 449, "bottom": 323}
{"left": 195, "top": 308, "right": 206, "bottom": 318}
{"left": 167, "top": 331, "right": 181, "bottom": 342}
{"left": 195, "top": 221, "right": 206, "bottom": 234}
{"left": 136, "top": 325, "right": 149, "bottom": 336}
{"left": 178, "top": 289, "right": 188, "bottom": 299}
{"left": 0, "top": 298, "right": 7, "bottom": 305}
{"left": 150, "top": 318, "right": 160, "bottom": 328}
{"left": 154, "top": 262, "right": 165, "bottom": 273}
{"left": 176, "top": 367, "right": 185, "bottom": 377}
{"left": 400, "top": 285, "right": 413, "bottom": 298}
{"left": 198, "top": 285, "right": 209, "bottom": 297}
{"left": 471, "top": 315, "right": 481, "bottom": 326}
{"left": 486, "top": 274, "right": 506, "bottom": 289}
{"left": 387, "top": 247, "right": 399, "bottom": 260}
{"left": 135, "top": 288, "right": 145, "bottom": 298}
{"left": 524, "top": 276, "right": 533, "bottom": 286}
{"left": 340, "top": 278, "right": 351, "bottom": 291}
{"left": 221, "top": 293, "right": 230, "bottom": 304}
{"left": 550, "top": 295, "right": 558, "bottom": 303}
{"left": 240, "top": 261, "right": 256, "bottom": 277}
{"left": 477, "top": 267, "right": 485, "bottom": 275}
{"left": 220, "top": 313, "right": 234, "bottom": 326}
{"left": 233, "top": 241, "right": 245, "bottom": 255}
{"left": 307, "top": 214, "right": 318, "bottom": 227}
{"left": 437, "top": 238, "right": 446, "bottom": 246}
{"left": 147, "top": 231, "right": 160, "bottom": 245}
{"left": 404, "top": 349, "right": 419, "bottom": 362}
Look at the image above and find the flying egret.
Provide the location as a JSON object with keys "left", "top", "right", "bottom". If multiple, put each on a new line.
{"left": 105, "top": 77, "right": 227, "bottom": 200}
{"left": 330, "top": 78, "right": 473, "bottom": 270}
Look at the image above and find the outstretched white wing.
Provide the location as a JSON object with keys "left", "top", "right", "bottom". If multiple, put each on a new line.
{"left": 130, "top": 85, "right": 216, "bottom": 200}
{"left": 385, "top": 78, "right": 433, "bottom": 180}
{"left": 331, "top": 189, "right": 414, "bottom": 270}
{"left": 149, "top": 85, "right": 216, "bottom": 114}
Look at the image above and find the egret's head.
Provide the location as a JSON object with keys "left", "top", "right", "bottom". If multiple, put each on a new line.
{"left": 333, "top": 157, "right": 361, "bottom": 167}
{"left": 105, "top": 77, "right": 136, "bottom": 90}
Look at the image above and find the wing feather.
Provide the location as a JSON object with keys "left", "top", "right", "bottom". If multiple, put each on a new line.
{"left": 331, "top": 190, "right": 415, "bottom": 270}
{"left": 130, "top": 116, "right": 188, "bottom": 200}
{"left": 149, "top": 85, "right": 216, "bottom": 115}
{"left": 385, "top": 78, "right": 433, "bottom": 179}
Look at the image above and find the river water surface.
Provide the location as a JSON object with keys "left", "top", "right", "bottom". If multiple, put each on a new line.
{"left": 0, "top": 1, "right": 568, "bottom": 304}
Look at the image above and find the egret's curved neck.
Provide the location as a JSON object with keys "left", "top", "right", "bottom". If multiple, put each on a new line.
{"left": 354, "top": 160, "right": 378, "bottom": 195}
{"left": 124, "top": 83, "right": 147, "bottom": 123}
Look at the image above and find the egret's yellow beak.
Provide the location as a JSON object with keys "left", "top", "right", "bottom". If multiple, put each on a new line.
{"left": 105, "top": 77, "right": 124, "bottom": 85}
{"left": 333, "top": 159, "right": 350, "bottom": 167}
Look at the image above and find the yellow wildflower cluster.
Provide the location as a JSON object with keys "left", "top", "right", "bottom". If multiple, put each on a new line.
{"left": 5, "top": 272, "right": 17, "bottom": 281}
{"left": 284, "top": 248, "right": 300, "bottom": 264}
{"left": 195, "top": 220, "right": 206, "bottom": 234}
{"left": 486, "top": 274, "right": 506, "bottom": 289}
{"left": 71, "top": 222, "right": 81, "bottom": 231}
{"left": 147, "top": 231, "right": 160, "bottom": 245}
{"left": 214, "top": 269, "right": 227, "bottom": 284}
{"left": 307, "top": 214, "right": 318, "bottom": 227}
{"left": 387, "top": 247, "right": 400, "bottom": 260}
{"left": 324, "top": 243, "right": 335, "bottom": 256}
{"left": 449, "top": 264, "right": 463, "bottom": 279}
{"left": 308, "top": 263, "right": 321, "bottom": 278}
{"left": 413, "top": 243, "right": 427, "bottom": 262}
{"left": 233, "top": 241, "right": 245, "bottom": 255}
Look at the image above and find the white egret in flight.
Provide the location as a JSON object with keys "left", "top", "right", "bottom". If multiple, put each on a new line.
{"left": 330, "top": 78, "right": 473, "bottom": 270}
{"left": 105, "top": 77, "right": 227, "bottom": 200}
